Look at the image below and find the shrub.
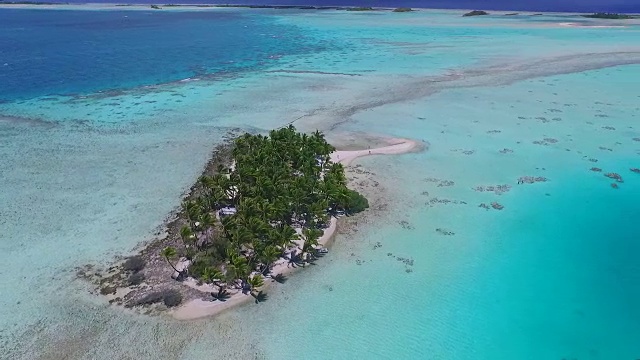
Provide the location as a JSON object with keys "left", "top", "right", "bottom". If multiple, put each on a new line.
{"left": 123, "top": 256, "right": 145, "bottom": 272}
{"left": 188, "top": 256, "right": 220, "bottom": 279}
{"left": 184, "top": 248, "right": 196, "bottom": 260}
{"left": 345, "top": 189, "right": 369, "bottom": 214}
{"left": 128, "top": 272, "right": 145, "bottom": 286}
{"left": 188, "top": 258, "right": 208, "bottom": 279}
{"left": 100, "top": 286, "right": 116, "bottom": 295}
{"left": 136, "top": 291, "right": 164, "bottom": 305}
{"left": 163, "top": 290, "right": 182, "bottom": 307}
{"left": 135, "top": 289, "right": 182, "bottom": 307}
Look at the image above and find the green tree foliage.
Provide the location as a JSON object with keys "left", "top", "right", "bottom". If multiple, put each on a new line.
{"left": 344, "top": 189, "right": 369, "bottom": 214}
{"left": 160, "top": 247, "right": 179, "bottom": 273}
{"left": 581, "top": 13, "right": 636, "bottom": 19}
{"left": 162, "top": 126, "right": 368, "bottom": 292}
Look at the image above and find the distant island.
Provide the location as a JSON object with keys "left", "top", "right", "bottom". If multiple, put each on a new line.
{"left": 206, "top": 4, "right": 345, "bottom": 10}
{"left": 85, "top": 126, "right": 372, "bottom": 312}
{"left": 0, "top": 1, "right": 67, "bottom": 4}
{"left": 346, "top": 7, "right": 376, "bottom": 12}
{"left": 393, "top": 8, "right": 414, "bottom": 13}
{"left": 463, "top": 10, "right": 489, "bottom": 17}
{"left": 581, "top": 13, "right": 638, "bottom": 19}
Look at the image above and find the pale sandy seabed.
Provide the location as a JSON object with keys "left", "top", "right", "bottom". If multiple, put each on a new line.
{"left": 1, "top": 7, "right": 639, "bottom": 360}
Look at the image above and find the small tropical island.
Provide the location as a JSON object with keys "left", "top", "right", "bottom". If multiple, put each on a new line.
{"left": 581, "top": 13, "right": 638, "bottom": 19}
{"left": 171, "top": 126, "right": 368, "bottom": 294}
{"left": 83, "top": 126, "right": 392, "bottom": 318}
{"left": 463, "top": 10, "right": 489, "bottom": 17}
{"left": 346, "top": 7, "right": 376, "bottom": 12}
{"left": 393, "top": 8, "right": 414, "bottom": 13}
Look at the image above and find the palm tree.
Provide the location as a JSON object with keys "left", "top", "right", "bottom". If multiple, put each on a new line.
{"left": 160, "top": 247, "right": 179, "bottom": 273}
{"left": 199, "top": 175, "right": 215, "bottom": 189}
{"left": 255, "top": 199, "right": 274, "bottom": 220}
{"left": 209, "top": 188, "right": 227, "bottom": 210}
{"left": 301, "top": 240, "right": 316, "bottom": 265}
{"left": 182, "top": 201, "right": 201, "bottom": 227}
{"left": 227, "top": 255, "right": 249, "bottom": 283}
{"left": 216, "top": 164, "right": 228, "bottom": 175}
{"left": 247, "top": 274, "right": 264, "bottom": 295}
{"left": 270, "top": 198, "right": 291, "bottom": 224}
{"left": 198, "top": 176, "right": 216, "bottom": 209}
{"left": 229, "top": 227, "right": 252, "bottom": 248}
{"left": 201, "top": 266, "right": 215, "bottom": 283}
{"left": 179, "top": 226, "right": 193, "bottom": 248}
{"left": 244, "top": 217, "right": 268, "bottom": 240}
{"left": 271, "top": 225, "right": 298, "bottom": 250}
{"left": 197, "top": 212, "right": 215, "bottom": 248}
{"left": 260, "top": 245, "right": 281, "bottom": 276}
{"left": 201, "top": 267, "right": 224, "bottom": 287}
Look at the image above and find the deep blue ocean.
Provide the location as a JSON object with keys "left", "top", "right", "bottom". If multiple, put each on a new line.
{"left": 46, "top": 0, "right": 640, "bottom": 13}
{"left": 0, "top": 9, "right": 329, "bottom": 100}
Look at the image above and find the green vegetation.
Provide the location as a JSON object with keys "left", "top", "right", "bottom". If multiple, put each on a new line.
{"left": 135, "top": 289, "right": 182, "bottom": 307}
{"left": 463, "top": 10, "right": 489, "bottom": 17}
{"left": 160, "top": 247, "right": 180, "bottom": 274}
{"left": 122, "top": 255, "right": 145, "bottom": 272}
{"left": 128, "top": 272, "right": 145, "bottom": 286}
{"left": 347, "top": 7, "right": 375, "bottom": 11}
{"left": 581, "top": 13, "right": 637, "bottom": 19}
{"left": 150, "top": 4, "right": 161, "bottom": 9}
{"left": 164, "top": 126, "right": 367, "bottom": 296}
{"left": 393, "top": 8, "right": 413, "bottom": 13}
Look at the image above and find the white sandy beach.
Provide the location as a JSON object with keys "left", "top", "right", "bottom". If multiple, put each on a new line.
{"left": 330, "top": 138, "right": 421, "bottom": 166}
{"left": 171, "top": 137, "right": 420, "bottom": 320}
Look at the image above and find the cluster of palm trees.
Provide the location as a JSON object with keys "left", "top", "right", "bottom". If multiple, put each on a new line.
{"left": 161, "top": 126, "right": 368, "bottom": 298}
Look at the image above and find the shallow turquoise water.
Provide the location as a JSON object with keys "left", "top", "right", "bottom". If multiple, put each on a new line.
{"left": 1, "top": 7, "right": 639, "bottom": 359}
{"left": 251, "top": 67, "right": 640, "bottom": 359}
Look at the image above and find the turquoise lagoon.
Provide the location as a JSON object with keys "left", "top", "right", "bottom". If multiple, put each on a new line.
{"left": 1, "top": 7, "right": 639, "bottom": 359}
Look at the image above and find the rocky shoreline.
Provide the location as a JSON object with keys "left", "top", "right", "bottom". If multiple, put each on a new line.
{"left": 76, "top": 130, "right": 243, "bottom": 313}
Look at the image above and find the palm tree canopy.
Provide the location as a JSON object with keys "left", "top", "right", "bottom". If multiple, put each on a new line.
{"left": 161, "top": 247, "right": 177, "bottom": 259}
{"left": 160, "top": 126, "right": 368, "bottom": 288}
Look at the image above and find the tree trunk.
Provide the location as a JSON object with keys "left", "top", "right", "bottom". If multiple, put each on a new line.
{"left": 165, "top": 257, "right": 179, "bottom": 273}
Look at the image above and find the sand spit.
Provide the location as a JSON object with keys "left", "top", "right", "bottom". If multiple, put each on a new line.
{"left": 330, "top": 138, "right": 422, "bottom": 166}
{"left": 557, "top": 22, "right": 630, "bottom": 28}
